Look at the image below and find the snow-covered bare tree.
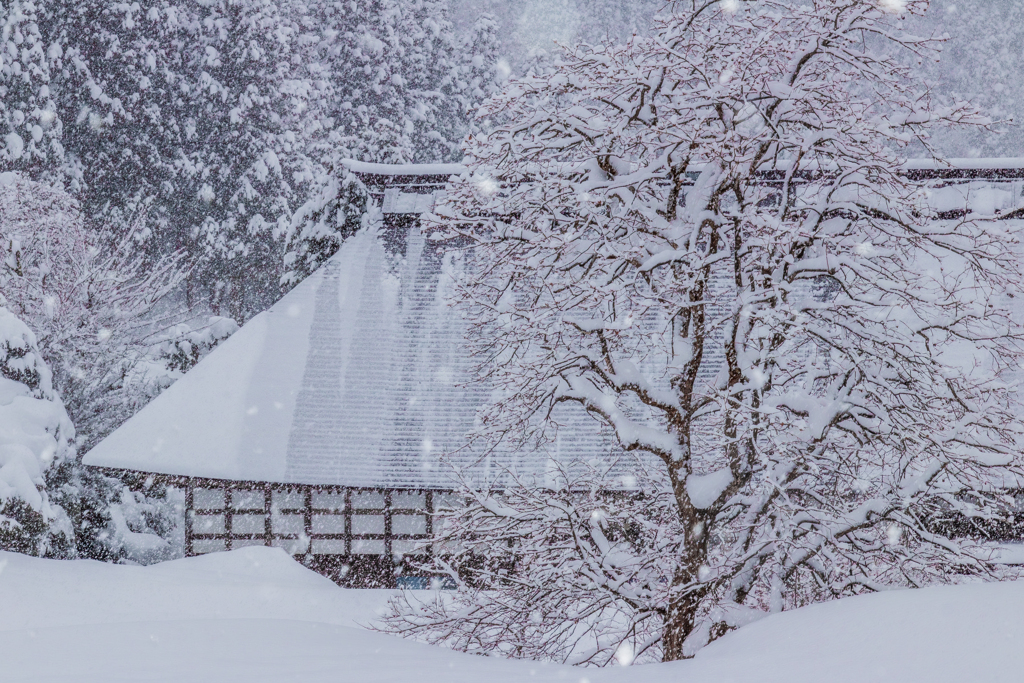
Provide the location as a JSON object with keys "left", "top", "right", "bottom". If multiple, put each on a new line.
{"left": 0, "top": 173, "right": 182, "bottom": 449}
{"left": 385, "top": 0, "right": 1024, "bottom": 664}
{"left": 0, "top": 172, "right": 186, "bottom": 561}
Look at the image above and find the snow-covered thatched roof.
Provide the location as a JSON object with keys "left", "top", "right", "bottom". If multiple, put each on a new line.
{"left": 86, "top": 226, "right": 458, "bottom": 485}
{"left": 82, "top": 160, "right": 1024, "bottom": 488}
{"left": 83, "top": 205, "right": 614, "bottom": 488}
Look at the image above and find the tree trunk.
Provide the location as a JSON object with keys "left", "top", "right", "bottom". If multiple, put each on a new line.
{"left": 661, "top": 474, "right": 710, "bottom": 662}
{"left": 662, "top": 569, "right": 703, "bottom": 661}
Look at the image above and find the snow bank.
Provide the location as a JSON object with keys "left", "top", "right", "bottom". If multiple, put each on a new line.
{"left": 0, "top": 546, "right": 391, "bottom": 632}
{"left": 1, "top": 546, "right": 1023, "bottom": 682}
{"left": 674, "top": 581, "right": 1024, "bottom": 683}
{"left": 0, "top": 547, "right": 572, "bottom": 683}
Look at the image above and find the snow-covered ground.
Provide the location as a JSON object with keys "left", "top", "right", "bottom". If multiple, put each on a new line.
{"left": 2, "top": 547, "right": 1022, "bottom": 683}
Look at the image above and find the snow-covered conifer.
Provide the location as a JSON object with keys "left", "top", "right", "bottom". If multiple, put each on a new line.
{"left": 385, "top": 0, "right": 1024, "bottom": 663}
{"left": 0, "top": 1, "right": 62, "bottom": 179}
{"left": 306, "top": 0, "right": 465, "bottom": 164}
{"left": 451, "top": 14, "right": 504, "bottom": 138}
{"left": 283, "top": 0, "right": 492, "bottom": 283}
{"left": 44, "top": 1, "right": 195, "bottom": 233}
{"left": 41, "top": 0, "right": 310, "bottom": 320}
{"left": 912, "top": 0, "right": 1024, "bottom": 157}
{"left": 0, "top": 306, "right": 74, "bottom": 557}
{"left": 283, "top": 165, "right": 369, "bottom": 286}
{"left": 186, "top": 0, "right": 312, "bottom": 318}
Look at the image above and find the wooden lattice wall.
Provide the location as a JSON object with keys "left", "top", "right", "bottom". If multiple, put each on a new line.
{"left": 183, "top": 478, "right": 458, "bottom": 587}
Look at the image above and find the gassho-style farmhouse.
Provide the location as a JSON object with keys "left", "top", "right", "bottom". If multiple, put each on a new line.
{"left": 82, "top": 160, "right": 622, "bottom": 587}
{"left": 82, "top": 159, "right": 1024, "bottom": 587}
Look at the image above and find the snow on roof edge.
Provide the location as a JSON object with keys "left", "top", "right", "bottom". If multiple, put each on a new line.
{"left": 902, "top": 157, "right": 1024, "bottom": 170}
{"left": 341, "top": 159, "right": 466, "bottom": 176}
{"left": 343, "top": 157, "right": 1024, "bottom": 178}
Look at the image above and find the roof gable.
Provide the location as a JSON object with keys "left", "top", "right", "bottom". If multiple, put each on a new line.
{"left": 84, "top": 220, "right": 615, "bottom": 486}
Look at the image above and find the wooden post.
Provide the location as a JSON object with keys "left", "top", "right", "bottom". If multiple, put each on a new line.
{"left": 184, "top": 479, "right": 194, "bottom": 557}
{"left": 344, "top": 488, "right": 352, "bottom": 556}
{"left": 425, "top": 489, "right": 434, "bottom": 560}
{"left": 224, "top": 485, "right": 233, "bottom": 551}
{"left": 264, "top": 484, "right": 273, "bottom": 547}
{"left": 384, "top": 488, "right": 393, "bottom": 560}
{"left": 303, "top": 487, "right": 313, "bottom": 559}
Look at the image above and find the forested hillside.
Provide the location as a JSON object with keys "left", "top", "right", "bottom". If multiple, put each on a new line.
{"left": 0, "top": 0, "right": 501, "bottom": 562}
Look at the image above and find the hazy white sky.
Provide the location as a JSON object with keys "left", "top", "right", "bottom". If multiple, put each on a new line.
{"left": 450, "top": 0, "right": 663, "bottom": 67}
{"left": 514, "top": 0, "right": 581, "bottom": 52}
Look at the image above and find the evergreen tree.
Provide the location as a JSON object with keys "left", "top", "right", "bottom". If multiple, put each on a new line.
{"left": 452, "top": 14, "right": 504, "bottom": 138}
{"left": 0, "top": 0, "right": 62, "bottom": 180}
{"left": 912, "top": 0, "right": 1024, "bottom": 157}
{"left": 0, "top": 306, "right": 75, "bottom": 557}
{"left": 41, "top": 1, "right": 193, "bottom": 231}
{"left": 36, "top": 1, "right": 308, "bottom": 320}
{"left": 185, "top": 0, "right": 312, "bottom": 318}
{"left": 574, "top": 0, "right": 662, "bottom": 45}
{"left": 283, "top": 0, "right": 501, "bottom": 283}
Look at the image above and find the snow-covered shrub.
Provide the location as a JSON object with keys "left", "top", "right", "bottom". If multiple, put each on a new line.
{"left": 75, "top": 314, "right": 235, "bottom": 564}
{"left": 0, "top": 307, "right": 75, "bottom": 557}
{"left": 69, "top": 314, "right": 235, "bottom": 564}
{"left": 74, "top": 312, "right": 238, "bottom": 564}
{"left": 74, "top": 469, "right": 185, "bottom": 565}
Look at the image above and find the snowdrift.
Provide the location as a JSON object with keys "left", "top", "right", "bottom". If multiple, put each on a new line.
{"left": 0, "top": 547, "right": 1022, "bottom": 682}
